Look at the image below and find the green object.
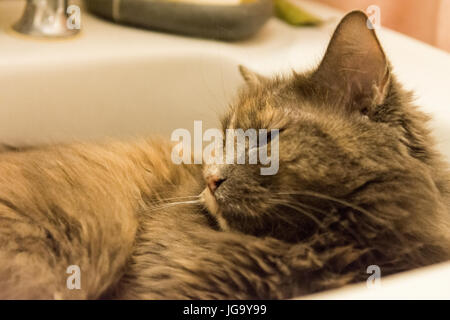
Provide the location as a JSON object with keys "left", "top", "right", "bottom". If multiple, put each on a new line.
{"left": 274, "top": 0, "right": 322, "bottom": 26}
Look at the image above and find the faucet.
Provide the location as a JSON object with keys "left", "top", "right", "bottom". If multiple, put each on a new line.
{"left": 13, "top": 0, "right": 80, "bottom": 38}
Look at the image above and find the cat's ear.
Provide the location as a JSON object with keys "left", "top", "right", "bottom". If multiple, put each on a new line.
{"left": 238, "top": 65, "right": 267, "bottom": 87}
{"left": 313, "top": 11, "right": 390, "bottom": 110}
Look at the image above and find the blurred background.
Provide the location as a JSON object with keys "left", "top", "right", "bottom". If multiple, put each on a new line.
{"left": 316, "top": 0, "right": 450, "bottom": 52}
{"left": 5, "top": 0, "right": 450, "bottom": 52}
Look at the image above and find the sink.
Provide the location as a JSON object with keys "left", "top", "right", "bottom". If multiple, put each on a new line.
{"left": 0, "top": 0, "right": 450, "bottom": 299}
{"left": 0, "top": 1, "right": 245, "bottom": 145}
{"left": 0, "top": 52, "right": 242, "bottom": 144}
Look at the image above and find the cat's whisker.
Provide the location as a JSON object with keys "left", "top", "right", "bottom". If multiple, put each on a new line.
{"left": 147, "top": 200, "right": 202, "bottom": 212}
{"left": 150, "top": 195, "right": 201, "bottom": 206}
{"left": 274, "top": 191, "right": 388, "bottom": 227}
{"left": 292, "top": 201, "right": 369, "bottom": 245}
{"left": 268, "top": 198, "right": 325, "bottom": 228}
{"left": 271, "top": 198, "right": 365, "bottom": 243}
{"left": 155, "top": 195, "right": 200, "bottom": 201}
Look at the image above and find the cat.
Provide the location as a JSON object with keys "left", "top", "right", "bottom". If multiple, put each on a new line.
{"left": 113, "top": 11, "right": 450, "bottom": 299}
{"left": 1, "top": 11, "right": 449, "bottom": 300}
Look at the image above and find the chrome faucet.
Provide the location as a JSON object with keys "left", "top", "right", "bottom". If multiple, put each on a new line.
{"left": 13, "top": 0, "right": 80, "bottom": 38}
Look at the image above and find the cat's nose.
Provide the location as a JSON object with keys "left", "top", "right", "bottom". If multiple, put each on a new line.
{"left": 206, "top": 175, "right": 226, "bottom": 193}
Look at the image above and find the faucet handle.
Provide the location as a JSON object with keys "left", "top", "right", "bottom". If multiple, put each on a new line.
{"left": 13, "top": 0, "right": 80, "bottom": 38}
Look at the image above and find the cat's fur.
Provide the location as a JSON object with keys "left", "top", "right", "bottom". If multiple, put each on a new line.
{"left": 0, "top": 139, "right": 203, "bottom": 299}
{"left": 1, "top": 11, "right": 449, "bottom": 299}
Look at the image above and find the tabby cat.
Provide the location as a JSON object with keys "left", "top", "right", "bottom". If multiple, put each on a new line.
{"left": 1, "top": 11, "right": 449, "bottom": 299}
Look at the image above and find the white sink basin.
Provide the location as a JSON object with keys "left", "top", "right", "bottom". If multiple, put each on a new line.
{"left": 0, "top": 51, "right": 242, "bottom": 143}
{"left": 0, "top": 0, "right": 449, "bottom": 299}
{"left": 0, "top": 1, "right": 243, "bottom": 144}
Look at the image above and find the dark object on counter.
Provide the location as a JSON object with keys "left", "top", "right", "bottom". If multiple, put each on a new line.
{"left": 86, "top": 0, "right": 273, "bottom": 41}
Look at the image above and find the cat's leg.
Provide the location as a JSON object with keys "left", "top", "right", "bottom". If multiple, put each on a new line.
{"left": 113, "top": 208, "right": 361, "bottom": 299}
{"left": 113, "top": 230, "right": 296, "bottom": 299}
